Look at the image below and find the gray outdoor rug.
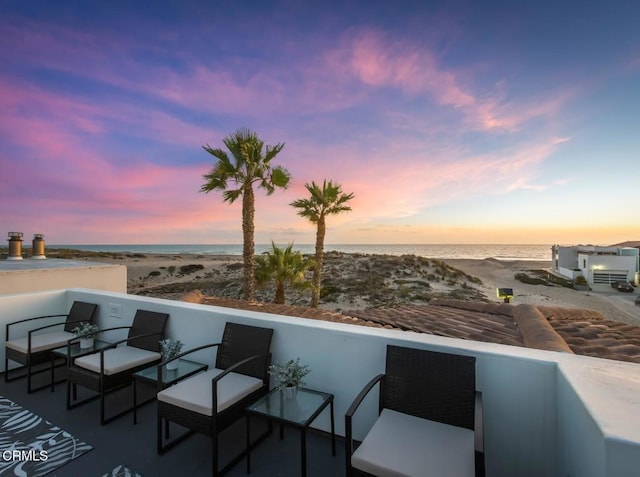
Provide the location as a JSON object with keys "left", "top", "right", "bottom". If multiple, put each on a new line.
{"left": 101, "top": 465, "right": 142, "bottom": 477}
{"left": 0, "top": 396, "right": 92, "bottom": 476}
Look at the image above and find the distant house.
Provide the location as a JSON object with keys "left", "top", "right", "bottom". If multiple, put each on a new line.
{"left": 552, "top": 245, "right": 639, "bottom": 287}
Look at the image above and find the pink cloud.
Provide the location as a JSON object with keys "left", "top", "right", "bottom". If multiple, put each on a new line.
{"left": 346, "top": 31, "right": 475, "bottom": 108}
{"left": 0, "top": 20, "right": 292, "bottom": 118}
{"left": 324, "top": 29, "right": 572, "bottom": 133}
{"left": 0, "top": 79, "right": 235, "bottom": 243}
{"left": 279, "top": 131, "right": 570, "bottom": 228}
{"left": 0, "top": 75, "right": 212, "bottom": 151}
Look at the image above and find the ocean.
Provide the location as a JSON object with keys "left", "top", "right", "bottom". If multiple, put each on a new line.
{"left": 50, "top": 244, "right": 553, "bottom": 261}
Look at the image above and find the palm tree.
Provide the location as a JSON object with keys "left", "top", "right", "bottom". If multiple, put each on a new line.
{"left": 290, "top": 180, "right": 354, "bottom": 307}
{"left": 255, "top": 242, "right": 314, "bottom": 304}
{"left": 200, "top": 128, "right": 291, "bottom": 301}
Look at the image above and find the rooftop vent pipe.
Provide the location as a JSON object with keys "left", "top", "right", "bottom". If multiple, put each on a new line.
{"left": 7, "top": 232, "right": 23, "bottom": 260}
{"left": 31, "top": 233, "right": 46, "bottom": 259}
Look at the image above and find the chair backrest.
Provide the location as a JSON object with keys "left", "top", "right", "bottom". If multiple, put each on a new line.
{"left": 63, "top": 301, "right": 99, "bottom": 332}
{"left": 383, "top": 345, "right": 476, "bottom": 430}
{"left": 215, "top": 322, "right": 274, "bottom": 381}
{"left": 127, "top": 310, "right": 169, "bottom": 352}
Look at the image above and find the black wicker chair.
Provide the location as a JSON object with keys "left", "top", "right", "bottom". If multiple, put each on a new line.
{"left": 5, "top": 301, "right": 98, "bottom": 393}
{"left": 345, "top": 345, "right": 484, "bottom": 477}
{"left": 66, "top": 309, "right": 169, "bottom": 424}
{"left": 157, "top": 322, "right": 274, "bottom": 476}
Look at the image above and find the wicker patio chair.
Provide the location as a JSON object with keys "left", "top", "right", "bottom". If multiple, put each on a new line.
{"left": 5, "top": 301, "right": 98, "bottom": 393}
{"left": 345, "top": 345, "right": 484, "bottom": 477}
{"left": 157, "top": 322, "right": 274, "bottom": 477}
{"left": 66, "top": 309, "right": 169, "bottom": 424}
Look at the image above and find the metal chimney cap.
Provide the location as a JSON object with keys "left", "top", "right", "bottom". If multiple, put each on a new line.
{"left": 8, "top": 232, "right": 24, "bottom": 239}
{"left": 33, "top": 233, "right": 45, "bottom": 239}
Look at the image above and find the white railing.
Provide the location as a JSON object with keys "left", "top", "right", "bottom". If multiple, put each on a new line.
{"left": 2, "top": 288, "right": 640, "bottom": 477}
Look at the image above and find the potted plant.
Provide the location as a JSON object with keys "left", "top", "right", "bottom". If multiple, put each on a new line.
{"left": 72, "top": 322, "right": 99, "bottom": 349}
{"left": 160, "top": 338, "right": 184, "bottom": 370}
{"left": 269, "top": 358, "right": 310, "bottom": 399}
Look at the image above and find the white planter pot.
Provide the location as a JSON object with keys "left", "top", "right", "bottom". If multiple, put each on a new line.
{"left": 284, "top": 386, "right": 298, "bottom": 399}
{"left": 80, "top": 337, "right": 94, "bottom": 349}
{"left": 166, "top": 359, "right": 179, "bottom": 370}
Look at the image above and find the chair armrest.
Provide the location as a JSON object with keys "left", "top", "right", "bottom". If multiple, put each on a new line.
{"left": 6, "top": 314, "right": 67, "bottom": 341}
{"left": 28, "top": 318, "right": 85, "bottom": 335}
{"left": 64, "top": 325, "right": 131, "bottom": 348}
{"left": 156, "top": 342, "right": 222, "bottom": 384}
{"left": 163, "top": 342, "right": 222, "bottom": 364}
{"left": 25, "top": 318, "right": 97, "bottom": 351}
{"left": 345, "top": 374, "right": 385, "bottom": 419}
{"left": 344, "top": 373, "right": 385, "bottom": 463}
{"left": 211, "top": 352, "right": 271, "bottom": 385}
{"left": 210, "top": 353, "right": 271, "bottom": 406}
{"left": 475, "top": 391, "right": 485, "bottom": 477}
{"left": 90, "top": 325, "right": 132, "bottom": 337}
{"left": 63, "top": 327, "right": 129, "bottom": 363}
{"left": 7, "top": 313, "right": 67, "bottom": 328}
{"left": 100, "top": 330, "right": 163, "bottom": 352}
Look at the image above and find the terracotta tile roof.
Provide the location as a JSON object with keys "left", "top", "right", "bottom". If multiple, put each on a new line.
{"left": 183, "top": 291, "right": 640, "bottom": 364}
{"left": 344, "top": 303, "right": 524, "bottom": 347}
{"left": 548, "top": 318, "right": 640, "bottom": 362}
{"left": 194, "top": 294, "right": 385, "bottom": 328}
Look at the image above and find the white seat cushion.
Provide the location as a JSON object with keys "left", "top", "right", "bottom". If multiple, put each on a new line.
{"left": 157, "top": 368, "right": 263, "bottom": 417}
{"left": 6, "top": 331, "right": 75, "bottom": 354}
{"left": 73, "top": 346, "right": 161, "bottom": 375}
{"left": 352, "top": 408, "right": 475, "bottom": 477}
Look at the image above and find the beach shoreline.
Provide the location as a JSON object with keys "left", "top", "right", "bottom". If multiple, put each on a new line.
{"left": 45, "top": 249, "right": 640, "bottom": 326}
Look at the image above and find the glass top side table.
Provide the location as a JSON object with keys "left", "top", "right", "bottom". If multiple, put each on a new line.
{"left": 246, "top": 387, "right": 336, "bottom": 477}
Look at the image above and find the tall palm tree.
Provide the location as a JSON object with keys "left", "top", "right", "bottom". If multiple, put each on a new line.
{"left": 255, "top": 242, "right": 314, "bottom": 304}
{"left": 200, "top": 128, "right": 290, "bottom": 301}
{"left": 290, "top": 180, "right": 354, "bottom": 307}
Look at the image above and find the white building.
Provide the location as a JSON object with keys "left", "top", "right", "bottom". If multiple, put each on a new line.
{"left": 552, "top": 244, "right": 640, "bottom": 287}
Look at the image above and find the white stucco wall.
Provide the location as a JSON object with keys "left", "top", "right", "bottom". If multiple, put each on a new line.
{"left": 0, "top": 260, "right": 126, "bottom": 295}
{"left": 2, "top": 289, "right": 640, "bottom": 477}
{"left": 557, "top": 266, "right": 582, "bottom": 280}
{"left": 556, "top": 247, "right": 578, "bottom": 271}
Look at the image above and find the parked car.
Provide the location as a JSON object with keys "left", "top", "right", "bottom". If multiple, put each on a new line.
{"left": 611, "top": 281, "right": 634, "bottom": 292}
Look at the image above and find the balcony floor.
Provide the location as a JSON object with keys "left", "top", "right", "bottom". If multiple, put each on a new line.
{"left": 0, "top": 366, "right": 345, "bottom": 476}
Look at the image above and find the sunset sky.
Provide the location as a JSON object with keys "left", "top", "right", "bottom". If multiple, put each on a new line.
{"left": 1, "top": 1, "right": 639, "bottom": 246}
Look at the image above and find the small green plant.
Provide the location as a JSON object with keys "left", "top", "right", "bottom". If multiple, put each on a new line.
{"left": 269, "top": 358, "right": 310, "bottom": 388}
{"left": 159, "top": 339, "right": 184, "bottom": 360}
{"left": 72, "top": 322, "right": 99, "bottom": 337}
{"left": 179, "top": 264, "right": 204, "bottom": 276}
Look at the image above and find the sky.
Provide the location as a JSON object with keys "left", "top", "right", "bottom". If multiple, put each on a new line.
{"left": 1, "top": 0, "right": 639, "bottom": 246}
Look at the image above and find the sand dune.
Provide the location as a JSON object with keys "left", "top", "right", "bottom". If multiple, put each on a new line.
{"left": 70, "top": 251, "right": 640, "bottom": 326}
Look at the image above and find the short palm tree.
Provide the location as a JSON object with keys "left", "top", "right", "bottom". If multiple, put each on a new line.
{"left": 290, "top": 180, "right": 354, "bottom": 307}
{"left": 255, "top": 242, "right": 314, "bottom": 304}
{"left": 200, "top": 128, "right": 291, "bottom": 301}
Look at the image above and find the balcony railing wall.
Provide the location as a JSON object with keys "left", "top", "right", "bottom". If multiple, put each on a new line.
{"left": 1, "top": 288, "right": 639, "bottom": 477}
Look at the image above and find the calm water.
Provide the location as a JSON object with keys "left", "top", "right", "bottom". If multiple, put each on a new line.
{"left": 51, "top": 244, "right": 553, "bottom": 261}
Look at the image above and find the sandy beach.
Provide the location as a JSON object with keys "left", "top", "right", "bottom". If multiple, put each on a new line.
{"left": 55, "top": 250, "right": 640, "bottom": 326}
{"left": 445, "top": 258, "right": 640, "bottom": 325}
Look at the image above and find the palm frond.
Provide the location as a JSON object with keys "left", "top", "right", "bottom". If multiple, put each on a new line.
{"left": 222, "top": 189, "right": 243, "bottom": 203}
{"left": 271, "top": 166, "right": 291, "bottom": 188}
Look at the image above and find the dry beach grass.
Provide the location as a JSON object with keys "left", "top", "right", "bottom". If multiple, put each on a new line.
{"left": 44, "top": 248, "right": 640, "bottom": 326}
